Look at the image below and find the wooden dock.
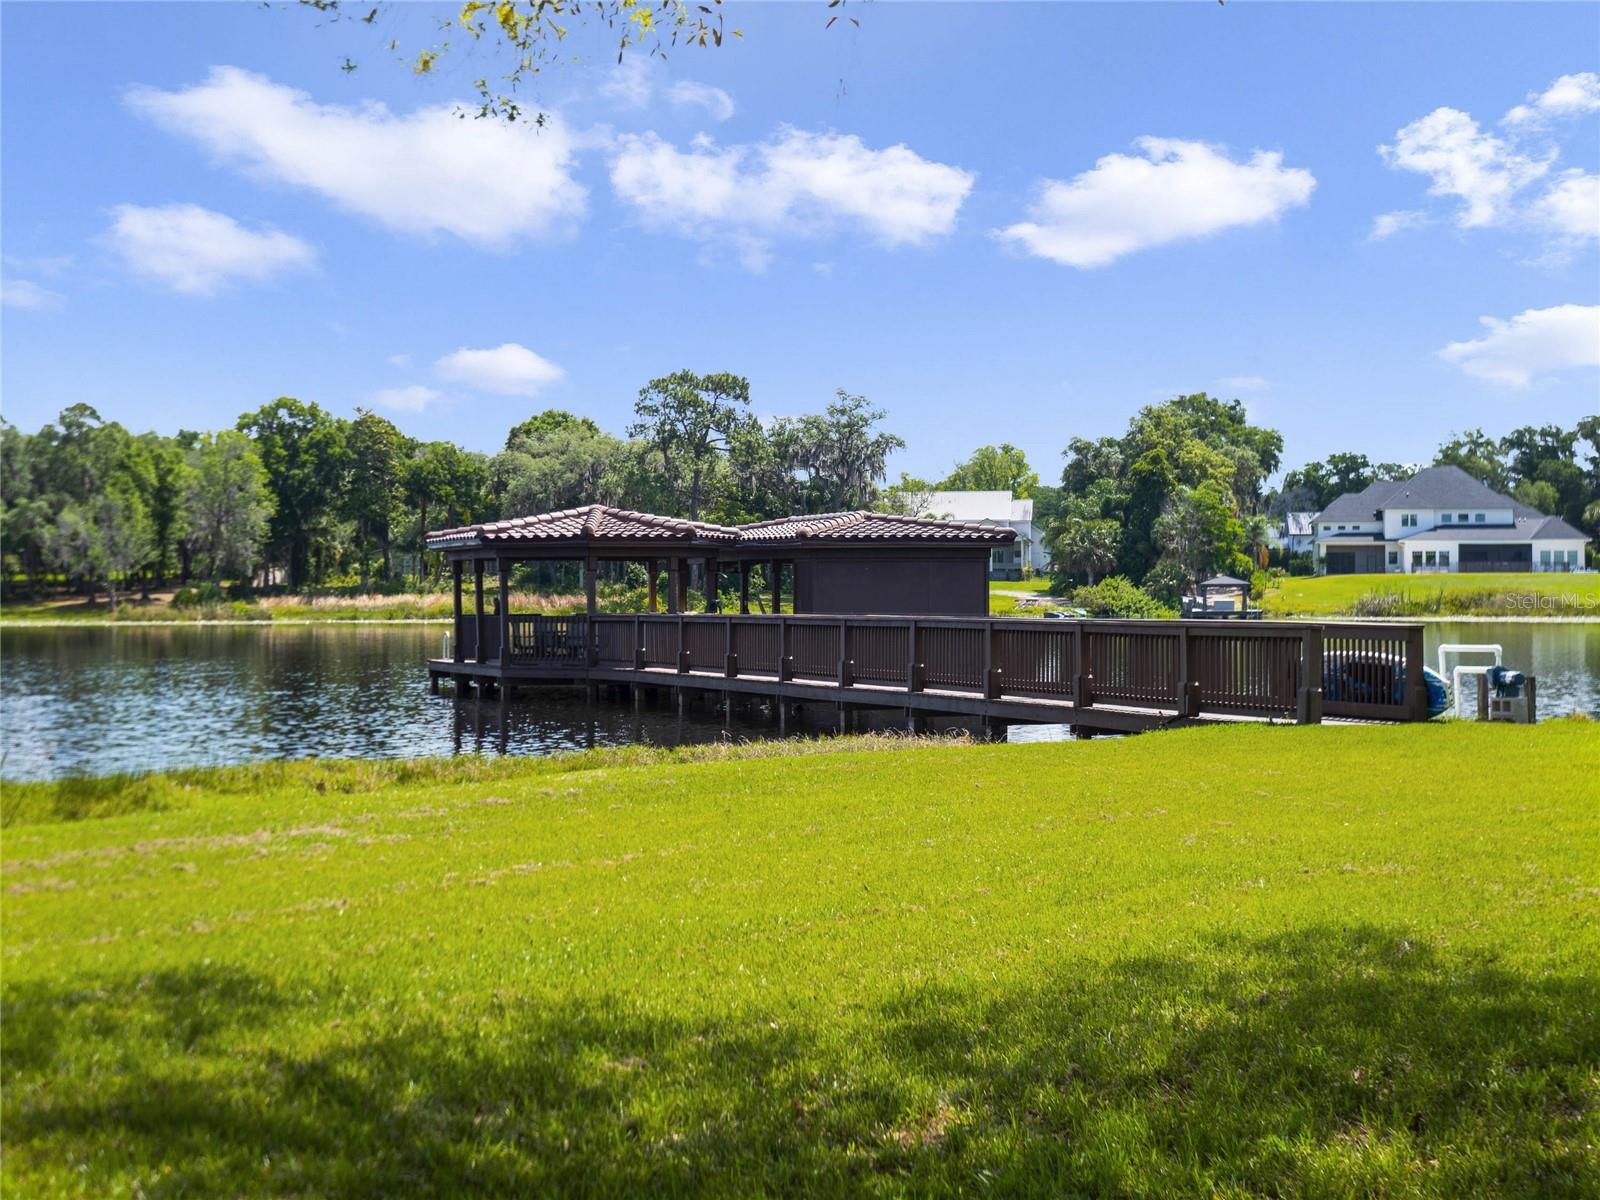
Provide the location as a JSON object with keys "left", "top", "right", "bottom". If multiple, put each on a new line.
{"left": 428, "top": 613, "right": 1434, "bottom": 735}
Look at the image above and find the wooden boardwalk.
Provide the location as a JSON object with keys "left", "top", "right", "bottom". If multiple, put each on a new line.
{"left": 428, "top": 613, "right": 1434, "bottom": 735}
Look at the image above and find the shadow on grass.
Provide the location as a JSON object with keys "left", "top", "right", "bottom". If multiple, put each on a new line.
{"left": 4, "top": 926, "right": 1595, "bottom": 1197}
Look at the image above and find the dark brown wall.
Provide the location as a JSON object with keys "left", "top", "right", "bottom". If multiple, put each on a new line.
{"left": 793, "top": 549, "right": 991, "bottom": 616}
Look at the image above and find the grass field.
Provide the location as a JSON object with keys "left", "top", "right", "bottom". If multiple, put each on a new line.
{"left": 990, "top": 578, "right": 1057, "bottom": 616}
{"left": 989, "top": 577, "right": 1054, "bottom": 594}
{"left": 4, "top": 724, "right": 1597, "bottom": 1197}
{"left": 1260, "top": 572, "right": 1600, "bottom": 618}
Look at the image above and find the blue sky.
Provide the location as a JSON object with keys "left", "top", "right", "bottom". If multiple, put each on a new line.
{"left": 3, "top": 1, "right": 1597, "bottom": 482}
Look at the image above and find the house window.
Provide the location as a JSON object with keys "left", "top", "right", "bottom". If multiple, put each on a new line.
{"left": 1540, "top": 549, "right": 1552, "bottom": 566}
{"left": 1411, "top": 551, "right": 1422, "bottom": 566}
{"left": 1475, "top": 513, "right": 1485, "bottom": 523}
{"left": 1440, "top": 551, "right": 1450, "bottom": 568}
{"left": 1387, "top": 550, "right": 1398, "bottom": 565}
{"left": 1458, "top": 513, "right": 1468, "bottom": 523}
{"left": 1424, "top": 551, "right": 1437, "bottom": 565}
{"left": 1338, "top": 524, "right": 1347, "bottom": 531}
{"left": 1441, "top": 513, "right": 1452, "bottom": 523}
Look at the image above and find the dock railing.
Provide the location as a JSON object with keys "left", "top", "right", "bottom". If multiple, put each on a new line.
{"left": 450, "top": 613, "right": 1432, "bottom": 724}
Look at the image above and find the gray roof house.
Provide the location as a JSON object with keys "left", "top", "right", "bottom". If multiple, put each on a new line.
{"left": 1311, "top": 465, "right": 1589, "bottom": 575}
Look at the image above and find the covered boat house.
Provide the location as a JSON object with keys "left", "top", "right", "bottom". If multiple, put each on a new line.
{"left": 426, "top": 504, "right": 1015, "bottom": 627}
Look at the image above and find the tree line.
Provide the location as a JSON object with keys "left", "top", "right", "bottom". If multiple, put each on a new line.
{"left": 0, "top": 372, "right": 912, "bottom": 604}
{"left": 4, "top": 378, "right": 1596, "bottom": 608}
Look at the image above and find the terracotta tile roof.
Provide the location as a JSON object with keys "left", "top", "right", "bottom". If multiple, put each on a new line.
{"left": 426, "top": 504, "right": 740, "bottom": 548}
{"left": 427, "top": 506, "right": 1015, "bottom": 550}
{"left": 736, "top": 511, "right": 1016, "bottom": 544}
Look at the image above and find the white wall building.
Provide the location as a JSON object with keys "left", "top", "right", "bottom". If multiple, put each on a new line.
{"left": 1312, "top": 466, "right": 1589, "bottom": 575}
{"left": 919, "top": 490, "right": 1048, "bottom": 580}
{"left": 1274, "top": 511, "right": 1316, "bottom": 557}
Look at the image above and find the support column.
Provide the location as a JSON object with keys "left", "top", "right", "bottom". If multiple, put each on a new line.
{"left": 584, "top": 555, "right": 599, "bottom": 667}
{"left": 738, "top": 562, "right": 750, "bottom": 614}
{"left": 474, "top": 559, "right": 486, "bottom": 664}
{"left": 770, "top": 559, "right": 781, "bottom": 614}
{"left": 667, "top": 558, "right": 681, "bottom": 614}
{"left": 451, "top": 560, "right": 464, "bottom": 663}
{"left": 497, "top": 557, "right": 510, "bottom": 668}
{"left": 705, "top": 558, "right": 719, "bottom": 613}
{"left": 647, "top": 558, "right": 658, "bottom": 612}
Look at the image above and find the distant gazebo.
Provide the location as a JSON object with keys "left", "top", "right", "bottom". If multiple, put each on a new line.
{"left": 1194, "top": 574, "right": 1253, "bottom": 618}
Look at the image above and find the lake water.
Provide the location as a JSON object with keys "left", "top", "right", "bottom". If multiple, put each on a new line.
{"left": 2, "top": 621, "right": 1595, "bottom": 781}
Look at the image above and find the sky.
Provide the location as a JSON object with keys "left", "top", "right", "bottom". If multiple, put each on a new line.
{"left": 2, "top": 1, "right": 1598, "bottom": 485}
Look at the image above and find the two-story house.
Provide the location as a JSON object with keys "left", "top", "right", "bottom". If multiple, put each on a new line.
{"left": 1312, "top": 465, "right": 1589, "bottom": 575}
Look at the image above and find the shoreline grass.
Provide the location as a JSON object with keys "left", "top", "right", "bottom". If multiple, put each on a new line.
{"left": 4, "top": 723, "right": 1596, "bottom": 1196}
{"left": 0, "top": 589, "right": 589, "bottom": 625}
{"left": 1261, "top": 572, "right": 1600, "bottom": 618}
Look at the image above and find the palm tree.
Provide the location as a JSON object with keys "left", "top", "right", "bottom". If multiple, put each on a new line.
{"left": 1053, "top": 511, "right": 1120, "bottom": 585}
{"left": 1243, "top": 513, "right": 1272, "bottom": 568}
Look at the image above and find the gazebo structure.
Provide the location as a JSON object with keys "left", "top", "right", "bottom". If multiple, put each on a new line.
{"left": 425, "top": 503, "right": 1015, "bottom": 632}
{"left": 1186, "top": 574, "right": 1257, "bottom": 619}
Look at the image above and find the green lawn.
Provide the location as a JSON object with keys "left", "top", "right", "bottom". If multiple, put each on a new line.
{"left": 989, "top": 577, "right": 1054, "bottom": 594}
{"left": 1261, "top": 572, "right": 1600, "bottom": 618}
{"left": 4, "top": 724, "right": 1597, "bottom": 1197}
{"left": 990, "top": 578, "right": 1058, "bottom": 616}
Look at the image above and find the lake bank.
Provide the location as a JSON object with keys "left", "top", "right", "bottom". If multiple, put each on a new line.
{"left": 4, "top": 723, "right": 1594, "bottom": 1197}
{"left": 1259, "top": 571, "right": 1600, "bottom": 619}
{"left": 0, "top": 590, "right": 587, "bottom": 625}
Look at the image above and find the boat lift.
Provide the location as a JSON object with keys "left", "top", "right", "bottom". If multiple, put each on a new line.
{"left": 1438, "top": 643, "right": 1500, "bottom": 719}
{"left": 1438, "top": 642, "right": 1536, "bottom": 723}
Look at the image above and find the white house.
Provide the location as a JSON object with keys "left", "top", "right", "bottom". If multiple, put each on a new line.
{"left": 1274, "top": 511, "right": 1316, "bottom": 557}
{"left": 918, "top": 490, "right": 1048, "bottom": 580}
{"left": 1312, "top": 465, "right": 1589, "bottom": 575}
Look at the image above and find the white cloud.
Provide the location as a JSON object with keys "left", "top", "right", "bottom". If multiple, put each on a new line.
{"left": 1379, "top": 73, "right": 1600, "bottom": 252}
{"left": 1, "top": 278, "right": 65, "bottom": 309}
{"left": 1368, "top": 209, "right": 1432, "bottom": 241}
{"left": 3, "top": 253, "right": 74, "bottom": 279}
{"left": 599, "top": 58, "right": 655, "bottom": 110}
{"left": 1503, "top": 71, "right": 1600, "bottom": 128}
{"left": 1438, "top": 303, "right": 1600, "bottom": 388}
{"left": 127, "top": 67, "right": 586, "bottom": 248}
{"left": 371, "top": 384, "right": 443, "bottom": 413}
{"left": 610, "top": 127, "right": 974, "bottom": 269}
{"left": 667, "top": 80, "right": 735, "bottom": 122}
{"left": 386, "top": 353, "right": 414, "bottom": 369}
{"left": 1217, "top": 375, "right": 1269, "bottom": 393}
{"left": 434, "top": 343, "right": 564, "bottom": 396}
{"left": 106, "top": 203, "right": 315, "bottom": 295}
{"left": 1530, "top": 170, "right": 1600, "bottom": 243}
{"left": 994, "top": 137, "right": 1315, "bottom": 269}
{"left": 1379, "top": 108, "right": 1548, "bottom": 229}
